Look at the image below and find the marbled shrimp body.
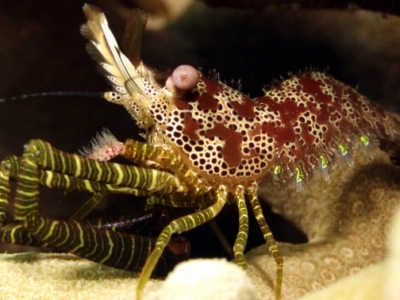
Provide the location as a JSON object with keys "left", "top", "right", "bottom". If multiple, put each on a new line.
{"left": 116, "top": 70, "right": 400, "bottom": 191}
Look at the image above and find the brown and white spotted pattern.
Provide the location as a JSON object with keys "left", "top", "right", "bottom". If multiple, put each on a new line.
{"left": 152, "top": 71, "right": 400, "bottom": 189}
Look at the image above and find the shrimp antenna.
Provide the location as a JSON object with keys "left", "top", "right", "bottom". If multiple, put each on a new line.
{"left": 0, "top": 91, "right": 104, "bottom": 102}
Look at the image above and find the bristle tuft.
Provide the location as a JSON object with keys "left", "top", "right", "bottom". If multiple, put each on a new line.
{"left": 80, "top": 128, "right": 126, "bottom": 161}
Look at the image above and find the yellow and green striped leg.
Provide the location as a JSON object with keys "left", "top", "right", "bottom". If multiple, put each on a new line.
{"left": 0, "top": 208, "right": 187, "bottom": 276}
{"left": 146, "top": 190, "right": 216, "bottom": 209}
{"left": 147, "top": 191, "right": 236, "bottom": 259}
{"left": 0, "top": 223, "right": 44, "bottom": 247}
{"left": 1, "top": 206, "right": 169, "bottom": 248}
{"left": 136, "top": 184, "right": 229, "bottom": 299}
{"left": 123, "top": 139, "right": 208, "bottom": 192}
{"left": 23, "top": 212, "right": 185, "bottom": 276}
{"left": 13, "top": 139, "right": 185, "bottom": 220}
{"left": 233, "top": 185, "right": 249, "bottom": 268}
{"left": 0, "top": 155, "right": 19, "bottom": 226}
{"left": 248, "top": 182, "right": 283, "bottom": 300}
{"left": 0, "top": 139, "right": 189, "bottom": 275}
{"left": 0, "top": 152, "right": 165, "bottom": 248}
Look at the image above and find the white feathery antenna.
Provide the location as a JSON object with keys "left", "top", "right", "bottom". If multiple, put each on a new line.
{"left": 81, "top": 4, "right": 146, "bottom": 97}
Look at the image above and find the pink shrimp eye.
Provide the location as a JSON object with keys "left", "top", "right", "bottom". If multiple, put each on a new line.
{"left": 167, "top": 65, "right": 199, "bottom": 91}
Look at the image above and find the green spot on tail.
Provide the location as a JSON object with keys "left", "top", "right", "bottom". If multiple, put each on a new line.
{"left": 295, "top": 167, "right": 304, "bottom": 183}
{"left": 360, "top": 135, "right": 370, "bottom": 146}
{"left": 273, "top": 165, "right": 282, "bottom": 185}
{"left": 339, "top": 143, "right": 349, "bottom": 156}
{"left": 320, "top": 154, "right": 329, "bottom": 169}
{"left": 274, "top": 165, "right": 282, "bottom": 175}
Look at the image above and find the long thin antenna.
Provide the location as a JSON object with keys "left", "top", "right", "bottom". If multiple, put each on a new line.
{"left": 0, "top": 91, "right": 104, "bottom": 102}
